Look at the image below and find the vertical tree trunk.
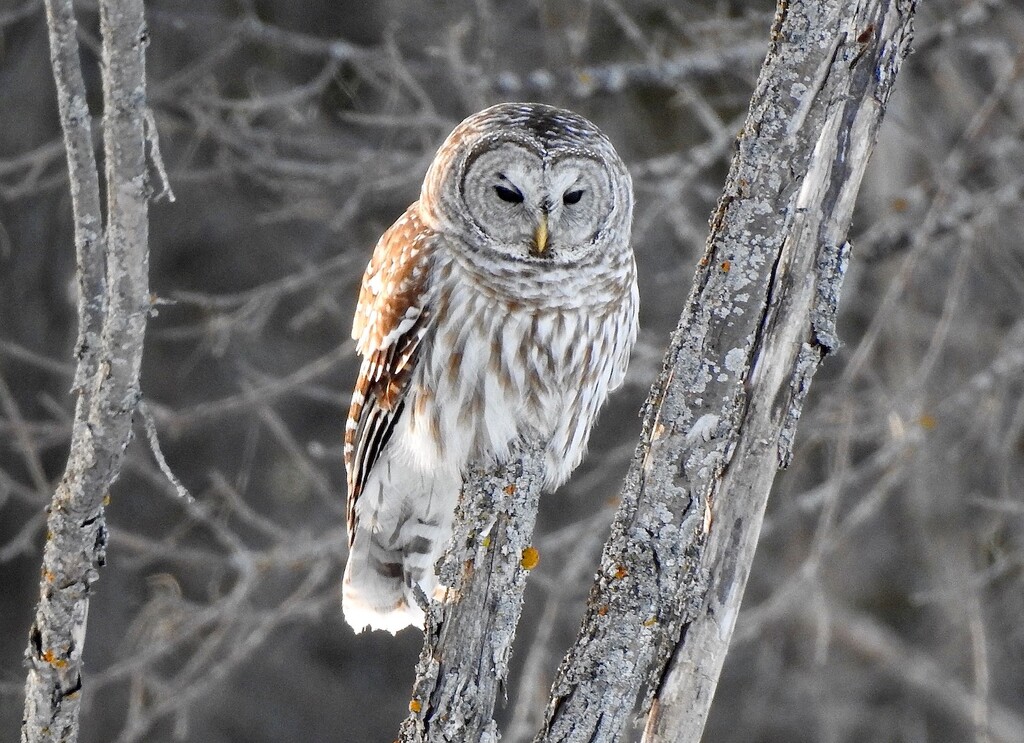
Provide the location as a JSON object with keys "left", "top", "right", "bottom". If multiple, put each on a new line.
{"left": 400, "top": 442, "right": 546, "bottom": 742}
{"left": 536, "top": 2, "right": 917, "bottom": 742}
{"left": 21, "top": 2, "right": 151, "bottom": 741}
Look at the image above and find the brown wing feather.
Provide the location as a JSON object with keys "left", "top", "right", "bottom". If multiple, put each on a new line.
{"left": 345, "top": 206, "right": 434, "bottom": 545}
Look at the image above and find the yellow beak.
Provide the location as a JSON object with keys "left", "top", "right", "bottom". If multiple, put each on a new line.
{"left": 533, "top": 214, "right": 549, "bottom": 254}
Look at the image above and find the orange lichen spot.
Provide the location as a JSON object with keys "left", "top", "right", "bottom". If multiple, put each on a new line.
{"left": 643, "top": 617, "right": 658, "bottom": 627}
{"left": 721, "top": 260, "right": 731, "bottom": 273}
{"left": 614, "top": 565, "right": 628, "bottom": 579}
{"left": 891, "top": 197, "right": 909, "bottom": 213}
{"left": 521, "top": 546, "right": 540, "bottom": 570}
{"left": 919, "top": 413, "right": 937, "bottom": 430}
{"left": 409, "top": 698, "right": 422, "bottom": 714}
{"left": 42, "top": 570, "right": 55, "bottom": 583}
{"left": 503, "top": 484, "right": 516, "bottom": 496}
{"left": 42, "top": 649, "right": 67, "bottom": 668}
{"left": 698, "top": 255, "right": 709, "bottom": 267}
{"left": 597, "top": 605, "right": 609, "bottom": 616}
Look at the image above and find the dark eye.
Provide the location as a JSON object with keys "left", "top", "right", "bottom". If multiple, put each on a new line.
{"left": 494, "top": 184, "right": 524, "bottom": 204}
{"left": 563, "top": 189, "right": 584, "bottom": 205}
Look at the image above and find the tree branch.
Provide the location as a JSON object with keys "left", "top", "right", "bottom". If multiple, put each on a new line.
{"left": 40, "top": 0, "right": 104, "bottom": 395}
{"left": 535, "top": 2, "right": 918, "bottom": 742}
{"left": 400, "top": 441, "right": 546, "bottom": 742}
{"left": 22, "top": 1, "right": 151, "bottom": 741}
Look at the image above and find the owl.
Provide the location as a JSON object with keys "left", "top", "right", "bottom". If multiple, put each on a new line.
{"left": 343, "top": 102, "right": 638, "bottom": 633}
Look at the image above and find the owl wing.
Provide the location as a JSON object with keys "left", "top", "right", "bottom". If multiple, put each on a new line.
{"left": 345, "top": 206, "right": 434, "bottom": 546}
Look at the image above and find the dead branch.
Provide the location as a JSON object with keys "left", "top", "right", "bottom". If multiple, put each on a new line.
{"left": 21, "top": 1, "right": 151, "bottom": 741}
{"left": 400, "top": 442, "right": 546, "bottom": 742}
{"left": 535, "top": 2, "right": 918, "bottom": 742}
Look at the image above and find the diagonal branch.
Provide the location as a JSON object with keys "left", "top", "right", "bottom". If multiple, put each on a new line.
{"left": 535, "top": 2, "right": 918, "bottom": 742}
{"left": 22, "top": 1, "right": 152, "bottom": 741}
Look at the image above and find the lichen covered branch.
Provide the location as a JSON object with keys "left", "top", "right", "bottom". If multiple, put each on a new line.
{"left": 400, "top": 441, "right": 546, "bottom": 742}
{"left": 536, "top": 2, "right": 918, "bottom": 742}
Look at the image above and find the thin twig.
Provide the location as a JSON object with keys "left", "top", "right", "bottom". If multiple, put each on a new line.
{"left": 139, "top": 400, "right": 193, "bottom": 502}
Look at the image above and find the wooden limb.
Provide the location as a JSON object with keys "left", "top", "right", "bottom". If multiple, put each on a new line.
{"left": 400, "top": 441, "right": 546, "bottom": 742}
{"left": 21, "top": 1, "right": 152, "bottom": 741}
{"left": 40, "top": 0, "right": 105, "bottom": 394}
{"left": 534, "top": 2, "right": 918, "bottom": 742}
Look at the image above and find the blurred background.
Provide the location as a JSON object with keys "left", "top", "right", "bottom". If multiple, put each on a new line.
{"left": 2, "top": 1, "right": 1023, "bottom": 741}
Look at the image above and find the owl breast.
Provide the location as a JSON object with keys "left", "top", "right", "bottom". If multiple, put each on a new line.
{"left": 400, "top": 246, "right": 637, "bottom": 490}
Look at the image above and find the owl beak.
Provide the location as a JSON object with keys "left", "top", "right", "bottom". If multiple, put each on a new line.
{"left": 532, "top": 214, "right": 549, "bottom": 255}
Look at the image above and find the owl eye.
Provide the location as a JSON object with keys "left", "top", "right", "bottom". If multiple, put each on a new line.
{"left": 563, "top": 189, "right": 585, "bottom": 206}
{"left": 494, "top": 184, "right": 524, "bottom": 204}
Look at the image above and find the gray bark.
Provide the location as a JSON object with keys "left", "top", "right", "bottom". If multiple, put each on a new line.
{"left": 40, "top": 0, "right": 105, "bottom": 395}
{"left": 535, "top": 2, "right": 918, "bottom": 742}
{"left": 21, "top": 1, "right": 151, "bottom": 742}
{"left": 400, "top": 441, "right": 547, "bottom": 742}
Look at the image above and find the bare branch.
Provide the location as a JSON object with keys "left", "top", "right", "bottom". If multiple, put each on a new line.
{"left": 827, "top": 605, "right": 1024, "bottom": 743}
{"left": 21, "top": 1, "right": 151, "bottom": 740}
{"left": 400, "top": 441, "right": 546, "bottom": 742}
{"left": 40, "top": 0, "right": 104, "bottom": 395}
{"left": 139, "top": 401, "right": 192, "bottom": 502}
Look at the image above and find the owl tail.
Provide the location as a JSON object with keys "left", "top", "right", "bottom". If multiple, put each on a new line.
{"left": 342, "top": 525, "right": 442, "bottom": 634}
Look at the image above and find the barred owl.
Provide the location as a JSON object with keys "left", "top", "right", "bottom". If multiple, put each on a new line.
{"left": 343, "top": 102, "right": 638, "bottom": 633}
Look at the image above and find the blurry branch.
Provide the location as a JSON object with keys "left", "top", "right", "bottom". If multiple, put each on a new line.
{"left": 400, "top": 442, "right": 546, "bottom": 742}
{"left": 144, "top": 6, "right": 767, "bottom": 102}
{"left": 826, "top": 605, "right": 1024, "bottom": 743}
{"left": 0, "top": 139, "right": 70, "bottom": 200}
{"left": 22, "top": 0, "right": 151, "bottom": 741}
{"left": 150, "top": 346, "right": 349, "bottom": 432}
{"left": 0, "top": 0, "right": 40, "bottom": 27}
{"left": 496, "top": 42, "right": 768, "bottom": 98}
{"left": 0, "top": 374, "right": 51, "bottom": 495}
{"left": 915, "top": 0, "right": 1006, "bottom": 51}
{"left": 534, "top": 2, "right": 917, "bottom": 742}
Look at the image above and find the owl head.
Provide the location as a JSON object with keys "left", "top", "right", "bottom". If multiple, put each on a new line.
{"left": 420, "top": 102, "right": 633, "bottom": 267}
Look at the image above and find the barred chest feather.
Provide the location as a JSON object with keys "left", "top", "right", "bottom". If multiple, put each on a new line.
{"left": 399, "top": 248, "right": 637, "bottom": 490}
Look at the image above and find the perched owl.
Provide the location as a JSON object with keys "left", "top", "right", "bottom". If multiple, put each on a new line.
{"left": 343, "top": 102, "right": 638, "bottom": 633}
